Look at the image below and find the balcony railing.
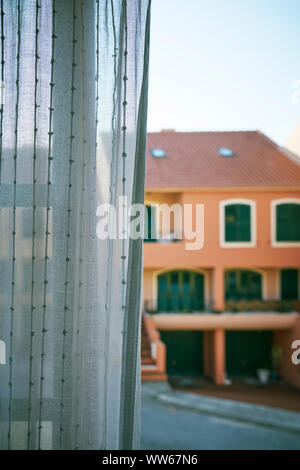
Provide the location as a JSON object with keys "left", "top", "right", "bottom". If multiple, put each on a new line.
{"left": 225, "top": 299, "right": 297, "bottom": 313}
{"left": 144, "top": 299, "right": 300, "bottom": 314}
{"left": 144, "top": 299, "right": 214, "bottom": 314}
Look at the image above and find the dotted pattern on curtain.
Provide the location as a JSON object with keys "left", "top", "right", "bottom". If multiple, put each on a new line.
{"left": 0, "top": 0, "right": 4, "bottom": 184}
{"left": 38, "top": 0, "right": 56, "bottom": 451}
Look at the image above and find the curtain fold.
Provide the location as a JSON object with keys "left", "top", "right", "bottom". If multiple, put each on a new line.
{"left": 0, "top": 0, "right": 151, "bottom": 450}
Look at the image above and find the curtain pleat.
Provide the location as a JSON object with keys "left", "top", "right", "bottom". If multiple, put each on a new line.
{"left": 0, "top": 0, "right": 151, "bottom": 450}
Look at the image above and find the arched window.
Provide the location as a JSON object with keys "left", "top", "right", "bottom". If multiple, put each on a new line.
{"left": 225, "top": 270, "right": 262, "bottom": 301}
{"left": 220, "top": 199, "right": 256, "bottom": 247}
{"left": 271, "top": 199, "right": 300, "bottom": 246}
{"left": 158, "top": 270, "right": 205, "bottom": 312}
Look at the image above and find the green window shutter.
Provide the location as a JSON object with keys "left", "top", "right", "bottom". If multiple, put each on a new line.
{"left": 226, "top": 270, "right": 262, "bottom": 301}
{"left": 182, "top": 271, "right": 192, "bottom": 310}
{"left": 281, "top": 269, "right": 298, "bottom": 300}
{"left": 225, "top": 205, "right": 237, "bottom": 241}
{"left": 225, "top": 204, "right": 251, "bottom": 242}
{"left": 158, "top": 274, "right": 169, "bottom": 311}
{"left": 193, "top": 273, "right": 204, "bottom": 310}
{"left": 225, "top": 271, "right": 238, "bottom": 300}
{"left": 248, "top": 271, "right": 262, "bottom": 300}
{"left": 170, "top": 271, "right": 180, "bottom": 311}
{"left": 157, "top": 270, "right": 204, "bottom": 312}
{"left": 276, "top": 204, "right": 300, "bottom": 242}
{"left": 144, "top": 205, "right": 157, "bottom": 242}
{"left": 238, "top": 205, "right": 251, "bottom": 242}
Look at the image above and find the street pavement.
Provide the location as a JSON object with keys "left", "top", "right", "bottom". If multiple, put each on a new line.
{"left": 141, "top": 394, "right": 300, "bottom": 450}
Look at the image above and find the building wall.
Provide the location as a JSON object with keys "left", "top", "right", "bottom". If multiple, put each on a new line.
{"left": 143, "top": 178, "right": 300, "bottom": 387}
{"left": 143, "top": 189, "right": 300, "bottom": 310}
{"left": 144, "top": 189, "right": 300, "bottom": 268}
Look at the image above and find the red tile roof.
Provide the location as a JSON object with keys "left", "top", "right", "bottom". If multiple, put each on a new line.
{"left": 145, "top": 131, "right": 300, "bottom": 188}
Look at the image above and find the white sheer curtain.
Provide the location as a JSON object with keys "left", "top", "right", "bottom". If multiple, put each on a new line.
{"left": 0, "top": 0, "right": 151, "bottom": 450}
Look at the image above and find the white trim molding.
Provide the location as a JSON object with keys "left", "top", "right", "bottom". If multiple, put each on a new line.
{"left": 219, "top": 199, "right": 256, "bottom": 248}
{"left": 271, "top": 198, "right": 300, "bottom": 247}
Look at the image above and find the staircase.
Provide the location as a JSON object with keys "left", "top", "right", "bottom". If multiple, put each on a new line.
{"left": 141, "top": 314, "right": 167, "bottom": 381}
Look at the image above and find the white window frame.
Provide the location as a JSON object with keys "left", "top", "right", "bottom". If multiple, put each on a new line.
{"left": 271, "top": 198, "right": 300, "bottom": 247}
{"left": 220, "top": 199, "right": 256, "bottom": 248}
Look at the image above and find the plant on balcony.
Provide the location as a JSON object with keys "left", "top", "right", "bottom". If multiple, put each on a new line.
{"left": 145, "top": 308, "right": 159, "bottom": 315}
{"left": 225, "top": 300, "right": 293, "bottom": 313}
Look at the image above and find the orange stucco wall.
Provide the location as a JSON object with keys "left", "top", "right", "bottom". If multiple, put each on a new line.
{"left": 203, "top": 330, "right": 225, "bottom": 385}
{"left": 144, "top": 189, "right": 300, "bottom": 268}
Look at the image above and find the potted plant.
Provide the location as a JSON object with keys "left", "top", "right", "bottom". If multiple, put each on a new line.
{"left": 257, "top": 364, "right": 271, "bottom": 384}
{"left": 146, "top": 308, "right": 158, "bottom": 315}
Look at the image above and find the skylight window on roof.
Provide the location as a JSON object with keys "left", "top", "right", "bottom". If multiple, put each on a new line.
{"left": 151, "top": 148, "right": 166, "bottom": 158}
{"left": 218, "top": 147, "right": 235, "bottom": 157}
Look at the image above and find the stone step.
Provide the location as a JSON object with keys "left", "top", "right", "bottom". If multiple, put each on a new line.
{"left": 141, "top": 371, "right": 168, "bottom": 381}
{"left": 142, "top": 357, "right": 156, "bottom": 365}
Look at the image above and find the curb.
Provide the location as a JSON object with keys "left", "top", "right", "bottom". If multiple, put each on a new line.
{"left": 142, "top": 383, "right": 300, "bottom": 435}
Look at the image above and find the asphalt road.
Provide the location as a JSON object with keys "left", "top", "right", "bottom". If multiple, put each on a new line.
{"left": 141, "top": 395, "right": 300, "bottom": 450}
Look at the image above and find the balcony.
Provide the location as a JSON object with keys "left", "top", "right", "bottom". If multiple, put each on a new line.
{"left": 144, "top": 299, "right": 300, "bottom": 315}
{"left": 150, "top": 312, "right": 299, "bottom": 332}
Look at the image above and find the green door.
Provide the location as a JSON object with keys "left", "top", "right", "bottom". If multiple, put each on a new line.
{"left": 158, "top": 270, "right": 204, "bottom": 312}
{"left": 225, "top": 270, "right": 262, "bottom": 301}
{"left": 226, "top": 331, "right": 272, "bottom": 376}
{"left": 160, "top": 331, "right": 204, "bottom": 375}
{"left": 281, "top": 269, "right": 298, "bottom": 300}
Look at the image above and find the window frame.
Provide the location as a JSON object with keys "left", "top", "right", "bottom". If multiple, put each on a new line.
{"left": 220, "top": 199, "right": 256, "bottom": 248}
{"left": 271, "top": 198, "right": 300, "bottom": 247}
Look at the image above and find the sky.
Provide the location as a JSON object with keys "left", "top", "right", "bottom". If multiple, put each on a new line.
{"left": 147, "top": 0, "right": 300, "bottom": 145}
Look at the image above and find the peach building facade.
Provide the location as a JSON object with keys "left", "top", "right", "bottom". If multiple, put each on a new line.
{"left": 142, "top": 131, "right": 300, "bottom": 388}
